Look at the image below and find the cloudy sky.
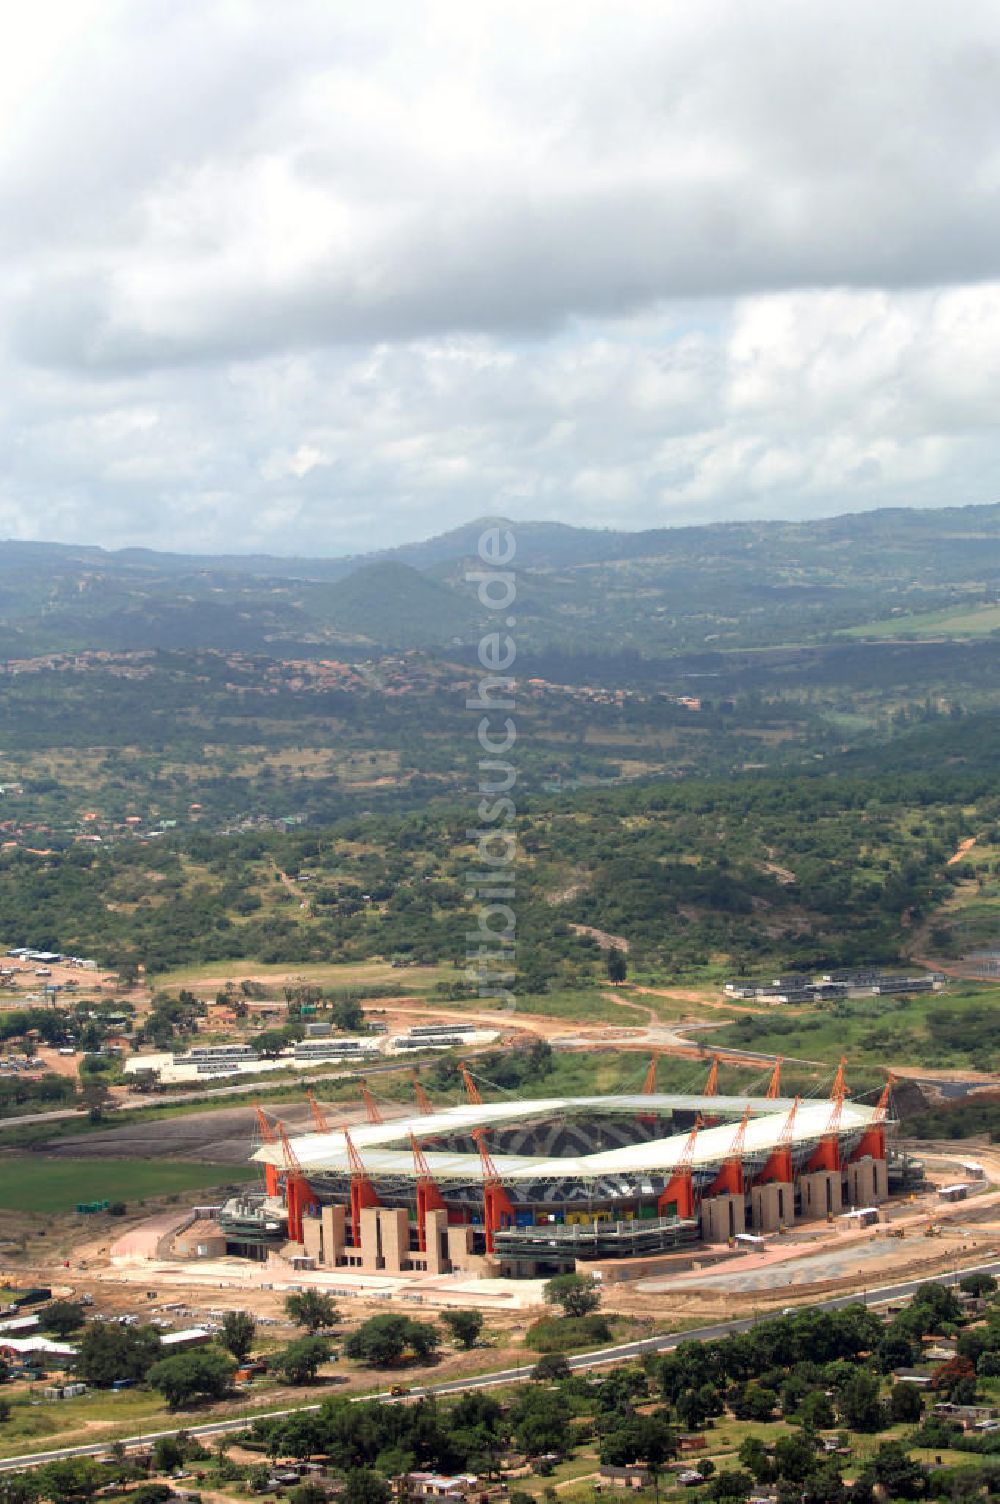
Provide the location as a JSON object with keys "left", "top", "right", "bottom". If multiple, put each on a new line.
{"left": 3, "top": 1, "right": 1000, "bottom": 555}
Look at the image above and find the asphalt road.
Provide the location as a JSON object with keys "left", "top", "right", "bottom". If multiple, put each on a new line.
{"left": 4, "top": 1257, "right": 1000, "bottom": 1475}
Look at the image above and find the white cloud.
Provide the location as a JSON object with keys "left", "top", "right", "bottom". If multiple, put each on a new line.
{"left": 2, "top": 2, "right": 1000, "bottom": 550}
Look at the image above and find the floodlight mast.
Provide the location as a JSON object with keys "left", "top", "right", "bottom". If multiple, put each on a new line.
{"left": 706, "top": 1104, "right": 753, "bottom": 1197}
{"left": 471, "top": 1127, "right": 515, "bottom": 1253}
{"left": 756, "top": 1096, "right": 799, "bottom": 1186}
{"left": 254, "top": 1101, "right": 280, "bottom": 1196}
{"left": 765, "top": 1057, "right": 783, "bottom": 1099}
{"left": 656, "top": 1114, "right": 702, "bottom": 1219}
{"left": 359, "top": 1080, "right": 384, "bottom": 1125}
{"left": 409, "top": 1132, "right": 447, "bottom": 1252}
{"left": 412, "top": 1073, "right": 434, "bottom": 1116}
{"left": 459, "top": 1061, "right": 483, "bottom": 1105}
{"left": 638, "top": 1053, "right": 659, "bottom": 1127}
{"left": 343, "top": 1124, "right": 381, "bottom": 1246}
{"left": 703, "top": 1055, "right": 721, "bottom": 1124}
{"left": 806, "top": 1094, "right": 842, "bottom": 1173}
{"left": 850, "top": 1074, "right": 895, "bottom": 1163}
{"left": 704, "top": 1055, "right": 720, "bottom": 1096}
{"left": 276, "top": 1120, "right": 317, "bottom": 1243}
{"left": 830, "top": 1055, "right": 849, "bottom": 1102}
{"left": 306, "top": 1089, "right": 330, "bottom": 1134}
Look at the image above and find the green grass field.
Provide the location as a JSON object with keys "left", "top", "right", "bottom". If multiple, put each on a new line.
{"left": 150, "top": 958, "right": 451, "bottom": 991}
{"left": 842, "top": 601, "right": 1000, "bottom": 639}
{"left": 0, "top": 1158, "right": 254, "bottom": 1213}
{"left": 711, "top": 982, "right": 997, "bottom": 1074}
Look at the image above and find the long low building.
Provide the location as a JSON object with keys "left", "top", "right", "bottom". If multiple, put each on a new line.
{"left": 232, "top": 1075, "right": 896, "bottom": 1278}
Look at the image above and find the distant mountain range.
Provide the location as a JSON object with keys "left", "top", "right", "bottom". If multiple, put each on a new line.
{"left": 2, "top": 502, "right": 1000, "bottom": 657}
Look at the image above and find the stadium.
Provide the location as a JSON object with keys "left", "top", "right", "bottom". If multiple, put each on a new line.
{"left": 223, "top": 1058, "right": 900, "bottom": 1277}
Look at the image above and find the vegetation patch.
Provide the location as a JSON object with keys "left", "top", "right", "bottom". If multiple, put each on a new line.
{"left": 525, "top": 1313, "right": 614, "bottom": 1353}
{"left": 712, "top": 983, "right": 1000, "bottom": 1072}
{"left": 0, "top": 1157, "right": 254, "bottom": 1212}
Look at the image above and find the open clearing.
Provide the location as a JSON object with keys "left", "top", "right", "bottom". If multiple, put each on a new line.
{"left": 41, "top": 1103, "right": 323, "bottom": 1165}
{"left": 150, "top": 958, "right": 450, "bottom": 992}
{"left": 842, "top": 601, "right": 1000, "bottom": 638}
{"left": 0, "top": 1157, "right": 254, "bottom": 1212}
{"left": 711, "top": 981, "right": 998, "bottom": 1074}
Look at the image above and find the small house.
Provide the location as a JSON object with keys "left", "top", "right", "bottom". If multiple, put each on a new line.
{"left": 598, "top": 1467, "right": 652, "bottom": 1490}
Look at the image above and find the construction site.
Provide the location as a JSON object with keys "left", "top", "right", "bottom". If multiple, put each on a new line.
{"left": 211, "top": 1059, "right": 910, "bottom": 1279}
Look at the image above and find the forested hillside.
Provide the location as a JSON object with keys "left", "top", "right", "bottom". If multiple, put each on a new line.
{"left": 2, "top": 503, "right": 1000, "bottom": 1000}
{"left": 0, "top": 760, "right": 992, "bottom": 984}
{"left": 4, "top": 501, "right": 1000, "bottom": 656}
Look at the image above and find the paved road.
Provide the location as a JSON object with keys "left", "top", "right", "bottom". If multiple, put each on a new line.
{"left": 4, "top": 1258, "right": 1000, "bottom": 1475}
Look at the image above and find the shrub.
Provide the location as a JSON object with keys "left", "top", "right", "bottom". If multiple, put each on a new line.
{"left": 525, "top": 1314, "right": 612, "bottom": 1353}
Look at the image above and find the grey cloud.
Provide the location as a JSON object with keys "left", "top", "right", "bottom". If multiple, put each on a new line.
{"left": 4, "top": 286, "right": 1000, "bottom": 553}
{"left": 4, "top": 2, "right": 1000, "bottom": 551}
{"left": 6, "top": 2, "right": 1000, "bottom": 373}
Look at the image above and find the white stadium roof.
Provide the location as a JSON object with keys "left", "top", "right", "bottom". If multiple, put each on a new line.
{"left": 254, "top": 1093, "right": 884, "bottom": 1184}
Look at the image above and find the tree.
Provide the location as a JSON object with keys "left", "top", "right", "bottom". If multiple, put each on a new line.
{"left": 956, "top": 1326, "right": 994, "bottom": 1365}
{"left": 738, "top": 1437, "right": 773, "bottom": 1485}
{"left": 343, "top": 1314, "right": 440, "bottom": 1367}
{"left": 596, "top": 1368, "right": 648, "bottom": 1416}
{"left": 862, "top": 1441, "right": 928, "bottom": 1501}
{"left": 889, "top": 1383, "right": 924, "bottom": 1424}
{"left": 931, "top": 1355, "right": 977, "bottom": 1396}
{"left": 151, "top": 1437, "right": 184, "bottom": 1474}
{"left": 268, "top": 1411, "right": 328, "bottom": 1461}
{"left": 607, "top": 947, "right": 627, "bottom": 984}
{"left": 774, "top": 1432, "right": 818, "bottom": 1485}
{"left": 911, "top": 1281, "right": 961, "bottom": 1328}
{"left": 441, "top": 1310, "right": 484, "bottom": 1350}
{"left": 532, "top": 1353, "right": 571, "bottom": 1383}
{"left": 41, "top": 1302, "right": 87, "bottom": 1338}
{"left": 342, "top": 1471, "right": 390, "bottom": 1504}
{"left": 960, "top": 1271, "right": 997, "bottom": 1297}
{"left": 273, "top": 1336, "right": 331, "bottom": 1385}
{"left": 220, "top": 1310, "right": 256, "bottom": 1360}
{"left": 709, "top": 1471, "right": 755, "bottom": 1502}
{"left": 76, "top": 1322, "right": 161, "bottom": 1387}
{"left": 837, "top": 1371, "right": 885, "bottom": 1433}
{"left": 148, "top": 1347, "right": 236, "bottom": 1408}
{"left": 0, "top": 1479, "right": 38, "bottom": 1504}
{"left": 801, "top": 1460, "right": 847, "bottom": 1504}
{"left": 344, "top": 1315, "right": 408, "bottom": 1366}
{"left": 37, "top": 1461, "right": 100, "bottom": 1504}
{"left": 676, "top": 1388, "right": 710, "bottom": 1430}
{"left": 747, "top": 1386, "right": 778, "bottom": 1422}
{"left": 79, "top": 1079, "right": 112, "bottom": 1123}
{"left": 513, "top": 1385, "right": 571, "bottom": 1456}
{"left": 600, "top": 1415, "right": 676, "bottom": 1504}
{"left": 332, "top": 999, "right": 365, "bottom": 1033}
{"left": 285, "top": 1289, "right": 339, "bottom": 1334}
{"left": 256, "top": 1028, "right": 293, "bottom": 1055}
{"left": 797, "top": 1390, "right": 835, "bottom": 1430}
{"left": 876, "top": 1328, "right": 917, "bottom": 1372}
{"left": 543, "top": 1272, "right": 601, "bottom": 1318}
{"left": 405, "top": 1319, "right": 440, "bottom": 1363}
{"left": 291, "top": 1485, "right": 329, "bottom": 1504}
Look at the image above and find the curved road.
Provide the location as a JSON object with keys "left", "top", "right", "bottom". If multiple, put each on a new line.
{"left": 4, "top": 1258, "right": 1000, "bottom": 1475}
